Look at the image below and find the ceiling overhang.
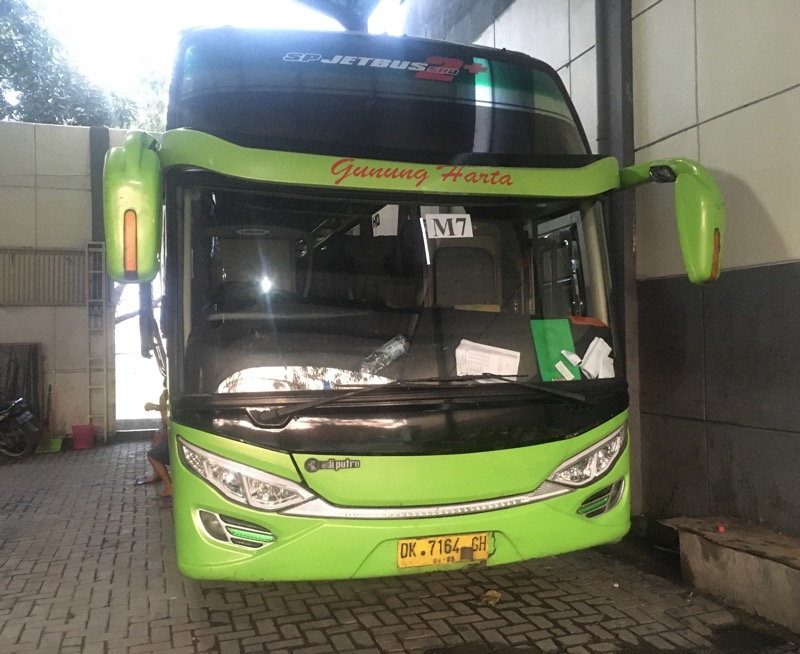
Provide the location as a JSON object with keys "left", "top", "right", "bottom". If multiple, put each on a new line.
{"left": 296, "top": 0, "right": 384, "bottom": 32}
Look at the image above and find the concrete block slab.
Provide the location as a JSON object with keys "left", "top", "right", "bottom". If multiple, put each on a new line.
{"left": 664, "top": 516, "right": 800, "bottom": 634}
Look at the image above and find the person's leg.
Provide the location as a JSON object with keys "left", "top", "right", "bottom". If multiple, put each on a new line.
{"left": 147, "top": 440, "right": 172, "bottom": 497}
{"left": 137, "top": 427, "right": 168, "bottom": 484}
{"left": 147, "top": 456, "right": 173, "bottom": 497}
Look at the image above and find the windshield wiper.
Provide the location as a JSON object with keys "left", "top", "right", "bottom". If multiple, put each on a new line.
{"left": 248, "top": 380, "right": 410, "bottom": 428}
{"left": 248, "top": 373, "right": 586, "bottom": 428}
{"left": 452, "top": 372, "right": 587, "bottom": 403}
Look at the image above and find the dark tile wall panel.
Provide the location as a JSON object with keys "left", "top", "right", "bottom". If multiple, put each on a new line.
{"left": 637, "top": 277, "right": 705, "bottom": 419}
{"left": 640, "top": 413, "right": 709, "bottom": 517}
{"left": 637, "top": 261, "right": 800, "bottom": 534}
{"left": 704, "top": 262, "right": 800, "bottom": 433}
{"left": 707, "top": 422, "right": 800, "bottom": 538}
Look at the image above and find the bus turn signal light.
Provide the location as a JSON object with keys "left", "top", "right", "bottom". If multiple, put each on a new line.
{"left": 123, "top": 209, "right": 138, "bottom": 279}
{"left": 709, "top": 228, "right": 721, "bottom": 282}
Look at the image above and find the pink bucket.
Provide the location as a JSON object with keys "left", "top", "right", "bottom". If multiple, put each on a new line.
{"left": 72, "top": 424, "right": 95, "bottom": 449}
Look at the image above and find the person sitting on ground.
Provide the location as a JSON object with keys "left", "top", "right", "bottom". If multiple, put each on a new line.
{"left": 135, "top": 388, "right": 167, "bottom": 485}
{"left": 147, "top": 433, "right": 172, "bottom": 508}
{"left": 135, "top": 389, "right": 173, "bottom": 508}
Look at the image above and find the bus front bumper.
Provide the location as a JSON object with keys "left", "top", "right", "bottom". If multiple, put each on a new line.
{"left": 170, "top": 445, "right": 630, "bottom": 582}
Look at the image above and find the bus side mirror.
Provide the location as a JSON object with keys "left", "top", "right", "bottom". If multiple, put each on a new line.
{"left": 620, "top": 159, "right": 724, "bottom": 284}
{"left": 103, "top": 130, "right": 163, "bottom": 283}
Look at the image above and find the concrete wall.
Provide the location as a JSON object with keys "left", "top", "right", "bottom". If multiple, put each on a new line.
{"left": 0, "top": 121, "right": 124, "bottom": 438}
{"left": 633, "top": 0, "right": 800, "bottom": 536}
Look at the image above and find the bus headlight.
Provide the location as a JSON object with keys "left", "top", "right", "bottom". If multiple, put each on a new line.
{"left": 178, "top": 438, "right": 315, "bottom": 511}
{"left": 547, "top": 427, "right": 626, "bottom": 488}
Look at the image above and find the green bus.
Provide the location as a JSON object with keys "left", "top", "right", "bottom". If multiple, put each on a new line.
{"left": 104, "top": 28, "right": 723, "bottom": 581}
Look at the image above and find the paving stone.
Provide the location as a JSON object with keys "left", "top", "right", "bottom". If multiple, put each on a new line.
{"left": 615, "top": 628, "right": 639, "bottom": 646}
{"left": 534, "top": 638, "right": 561, "bottom": 653}
{"left": 557, "top": 632, "right": 592, "bottom": 647}
{"left": 329, "top": 632, "right": 354, "bottom": 651}
{"left": 643, "top": 633, "right": 677, "bottom": 650}
{"left": 1, "top": 442, "right": 798, "bottom": 654}
{"left": 588, "top": 643, "right": 620, "bottom": 652}
{"left": 566, "top": 646, "right": 591, "bottom": 654}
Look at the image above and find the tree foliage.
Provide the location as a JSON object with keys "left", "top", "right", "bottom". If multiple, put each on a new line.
{"left": 135, "top": 73, "right": 168, "bottom": 133}
{"left": 0, "top": 0, "right": 137, "bottom": 126}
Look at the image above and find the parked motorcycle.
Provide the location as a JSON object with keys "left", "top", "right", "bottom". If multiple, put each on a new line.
{"left": 0, "top": 397, "right": 40, "bottom": 459}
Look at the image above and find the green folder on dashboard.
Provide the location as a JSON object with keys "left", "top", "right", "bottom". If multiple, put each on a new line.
{"left": 531, "top": 319, "right": 580, "bottom": 381}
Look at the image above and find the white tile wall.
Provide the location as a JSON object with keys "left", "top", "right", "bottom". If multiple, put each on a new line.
{"left": 54, "top": 307, "right": 89, "bottom": 370}
{"left": 632, "top": 0, "right": 696, "bottom": 148}
{"left": 0, "top": 121, "right": 100, "bottom": 436}
{"left": 0, "top": 307, "right": 56, "bottom": 367}
{"left": 109, "top": 128, "right": 128, "bottom": 149}
{"left": 570, "top": 0, "right": 596, "bottom": 57}
{"left": 34, "top": 124, "right": 90, "bottom": 178}
{"left": 634, "top": 128, "right": 700, "bottom": 280}
{"left": 1, "top": 187, "right": 37, "bottom": 247}
{"left": 558, "top": 67, "right": 572, "bottom": 96}
{"left": 474, "top": 24, "right": 495, "bottom": 48}
{"left": 0, "top": 123, "right": 36, "bottom": 247}
{"left": 700, "top": 85, "right": 800, "bottom": 268}
{"left": 1, "top": 306, "right": 99, "bottom": 436}
{"left": 53, "top": 371, "right": 89, "bottom": 435}
{"left": 35, "top": 188, "right": 92, "bottom": 248}
{"left": 569, "top": 47, "right": 598, "bottom": 151}
{"left": 696, "top": 0, "right": 800, "bottom": 122}
{"left": 631, "top": 0, "right": 661, "bottom": 18}
{"left": 494, "top": 0, "right": 570, "bottom": 68}
{"left": 633, "top": 0, "right": 800, "bottom": 276}
{"left": 0, "top": 122, "right": 93, "bottom": 248}
{"left": 0, "top": 122, "right": 35, "bottom": 187}
{"left": 0, "top": 307, "right": 60, "bottom": 432}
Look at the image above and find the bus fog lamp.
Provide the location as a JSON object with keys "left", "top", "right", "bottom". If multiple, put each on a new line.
{"left": 199, "top": 510, "right": 228, "bottom": 541}
{"left": 179, "top": 438, "right": 315, "bottom": 511}
{"left": 548, "top": 428, "right": 626, "bottom": 488}
{"left": 198, "top": 509, "right": 277, "bottom": 549}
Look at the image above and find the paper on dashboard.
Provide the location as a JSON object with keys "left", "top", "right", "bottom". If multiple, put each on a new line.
{"left": 456, "top": 339, "right": 521, "bottom": 377}
{"left": 579, "top": 337, "right": 614, "bottom": 379}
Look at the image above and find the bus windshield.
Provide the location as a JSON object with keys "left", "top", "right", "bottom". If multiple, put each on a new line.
{"left": 167, "top": 29, "right": 589, "bottom": 163}
{"left": 178, "top": 180, "right": 618, "bottom": 398}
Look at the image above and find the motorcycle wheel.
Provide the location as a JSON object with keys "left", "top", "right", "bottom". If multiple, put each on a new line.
{"left": 0, "top": 421, "right": 40, "bottom": 458}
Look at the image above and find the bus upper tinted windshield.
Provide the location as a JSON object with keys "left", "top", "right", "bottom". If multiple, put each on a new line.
{"left": 167, "top": 29, "right": 589, "bottom": 164}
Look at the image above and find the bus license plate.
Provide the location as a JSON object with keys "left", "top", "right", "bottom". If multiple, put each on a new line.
{"left": 397, "top": 532, "right": 490, "bottom": 569}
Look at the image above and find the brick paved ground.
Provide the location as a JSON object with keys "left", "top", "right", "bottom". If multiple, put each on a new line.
{"left": 1, "top": 441, "right": 798, "bottom": 654}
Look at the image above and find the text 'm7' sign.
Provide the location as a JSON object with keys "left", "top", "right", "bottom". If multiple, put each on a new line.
{"left": 424, "top": 214, "right": 473, "bottom": 239}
